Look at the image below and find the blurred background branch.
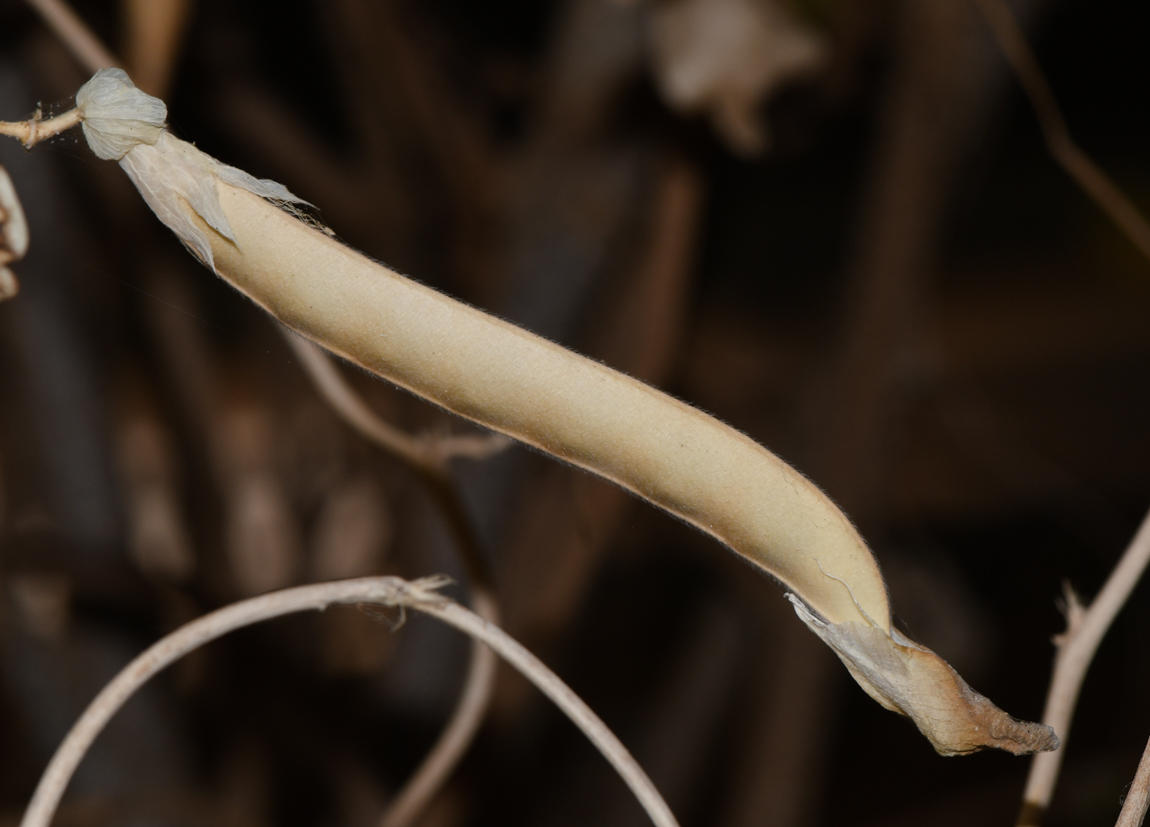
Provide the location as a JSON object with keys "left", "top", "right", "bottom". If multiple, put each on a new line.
{"left": 973, "top": 0, "right": 1150, "bottom": 265}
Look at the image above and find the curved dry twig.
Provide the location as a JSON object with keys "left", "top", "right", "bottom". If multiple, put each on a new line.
{"left": 973, "top": 0, "right": 1150, "bottom": 264}
{"left": 18, "top": 577, "right": 680, "bottom": 827}
{"left": 379, "top": 587, "right": 499, "bottom": 827}
{"left": 1018, "top": 508, "right": 1150, "bottom": 826}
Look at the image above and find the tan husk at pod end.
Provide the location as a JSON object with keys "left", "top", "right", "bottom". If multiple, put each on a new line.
{"left": 788, "top": 597, "right": 1056, "bottom": 755}
{"left": 69, "top": 68, "right": 1056, "bottom": 757}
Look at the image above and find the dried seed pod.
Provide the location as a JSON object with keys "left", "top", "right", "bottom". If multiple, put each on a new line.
{"left": 71, "top": 68, "right": 1058, "bottom": 757}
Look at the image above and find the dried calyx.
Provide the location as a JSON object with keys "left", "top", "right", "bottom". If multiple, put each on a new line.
{"left": 75, "top": 68, "right": 305, "bottom": 271}
{"left": 788, "top": 596, "right": 1057, "bottom": 755}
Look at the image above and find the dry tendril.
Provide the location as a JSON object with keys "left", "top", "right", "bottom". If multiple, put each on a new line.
{"left": 17, "top": 577, "right": 680, "bottom": 827}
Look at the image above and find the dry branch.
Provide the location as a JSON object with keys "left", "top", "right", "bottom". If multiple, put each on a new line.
{"left": 378, "top": 587, "right": 499, "bottom": 827}
{"left": 1115, "top": 732, "right": 1150, "bottom": 827}
{"left": 974, "top": 0, "right": 1150, "bottom": 264}
{"left": 0, "top": 108, "right": 82, "bottom": 149}
{"left": 284, "top": 331, "right": 509, "bottom": 477}
{"left": 1018, "top": 508, "right": 1150, "bottom": 825}
{"left": 121, "top": 0, "right": 192, "bottom": 98}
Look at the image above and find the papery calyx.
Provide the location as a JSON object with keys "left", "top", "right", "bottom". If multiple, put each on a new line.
{"left": 786, "top": 594, "right": 1059, "bottom": 756}
{"left": 76, "top": 68, "right": 167, "bottom": 160}
{"left": 75, "top": 69, "right": 305, "bottom": 271}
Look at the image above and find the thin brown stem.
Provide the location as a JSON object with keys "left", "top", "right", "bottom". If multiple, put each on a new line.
{"left": 0, "top": 109, "right": 82, "bottom": 149}
{"left": 1018, "top": 508, "right": 1150, "bottom": 825}
{"left": 1116, "top": 732, "right": 1150, "bottom": 827}
{"left": 973, "top": 0, "right": 1150, "bottom": 264}
{"left": 23, "top": 0, "right": 118, "bottom": 73}
{"left": 4, "top": 0, "right": 106, "bottom": 147}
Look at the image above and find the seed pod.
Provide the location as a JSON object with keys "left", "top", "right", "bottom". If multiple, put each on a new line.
{"left": 71, "top": 68, "right": 1058, "bottom": 757}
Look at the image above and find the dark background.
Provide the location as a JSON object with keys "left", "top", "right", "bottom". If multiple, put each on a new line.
{"left": 0, "top": 0, "right": 1148, "bottom": 825}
